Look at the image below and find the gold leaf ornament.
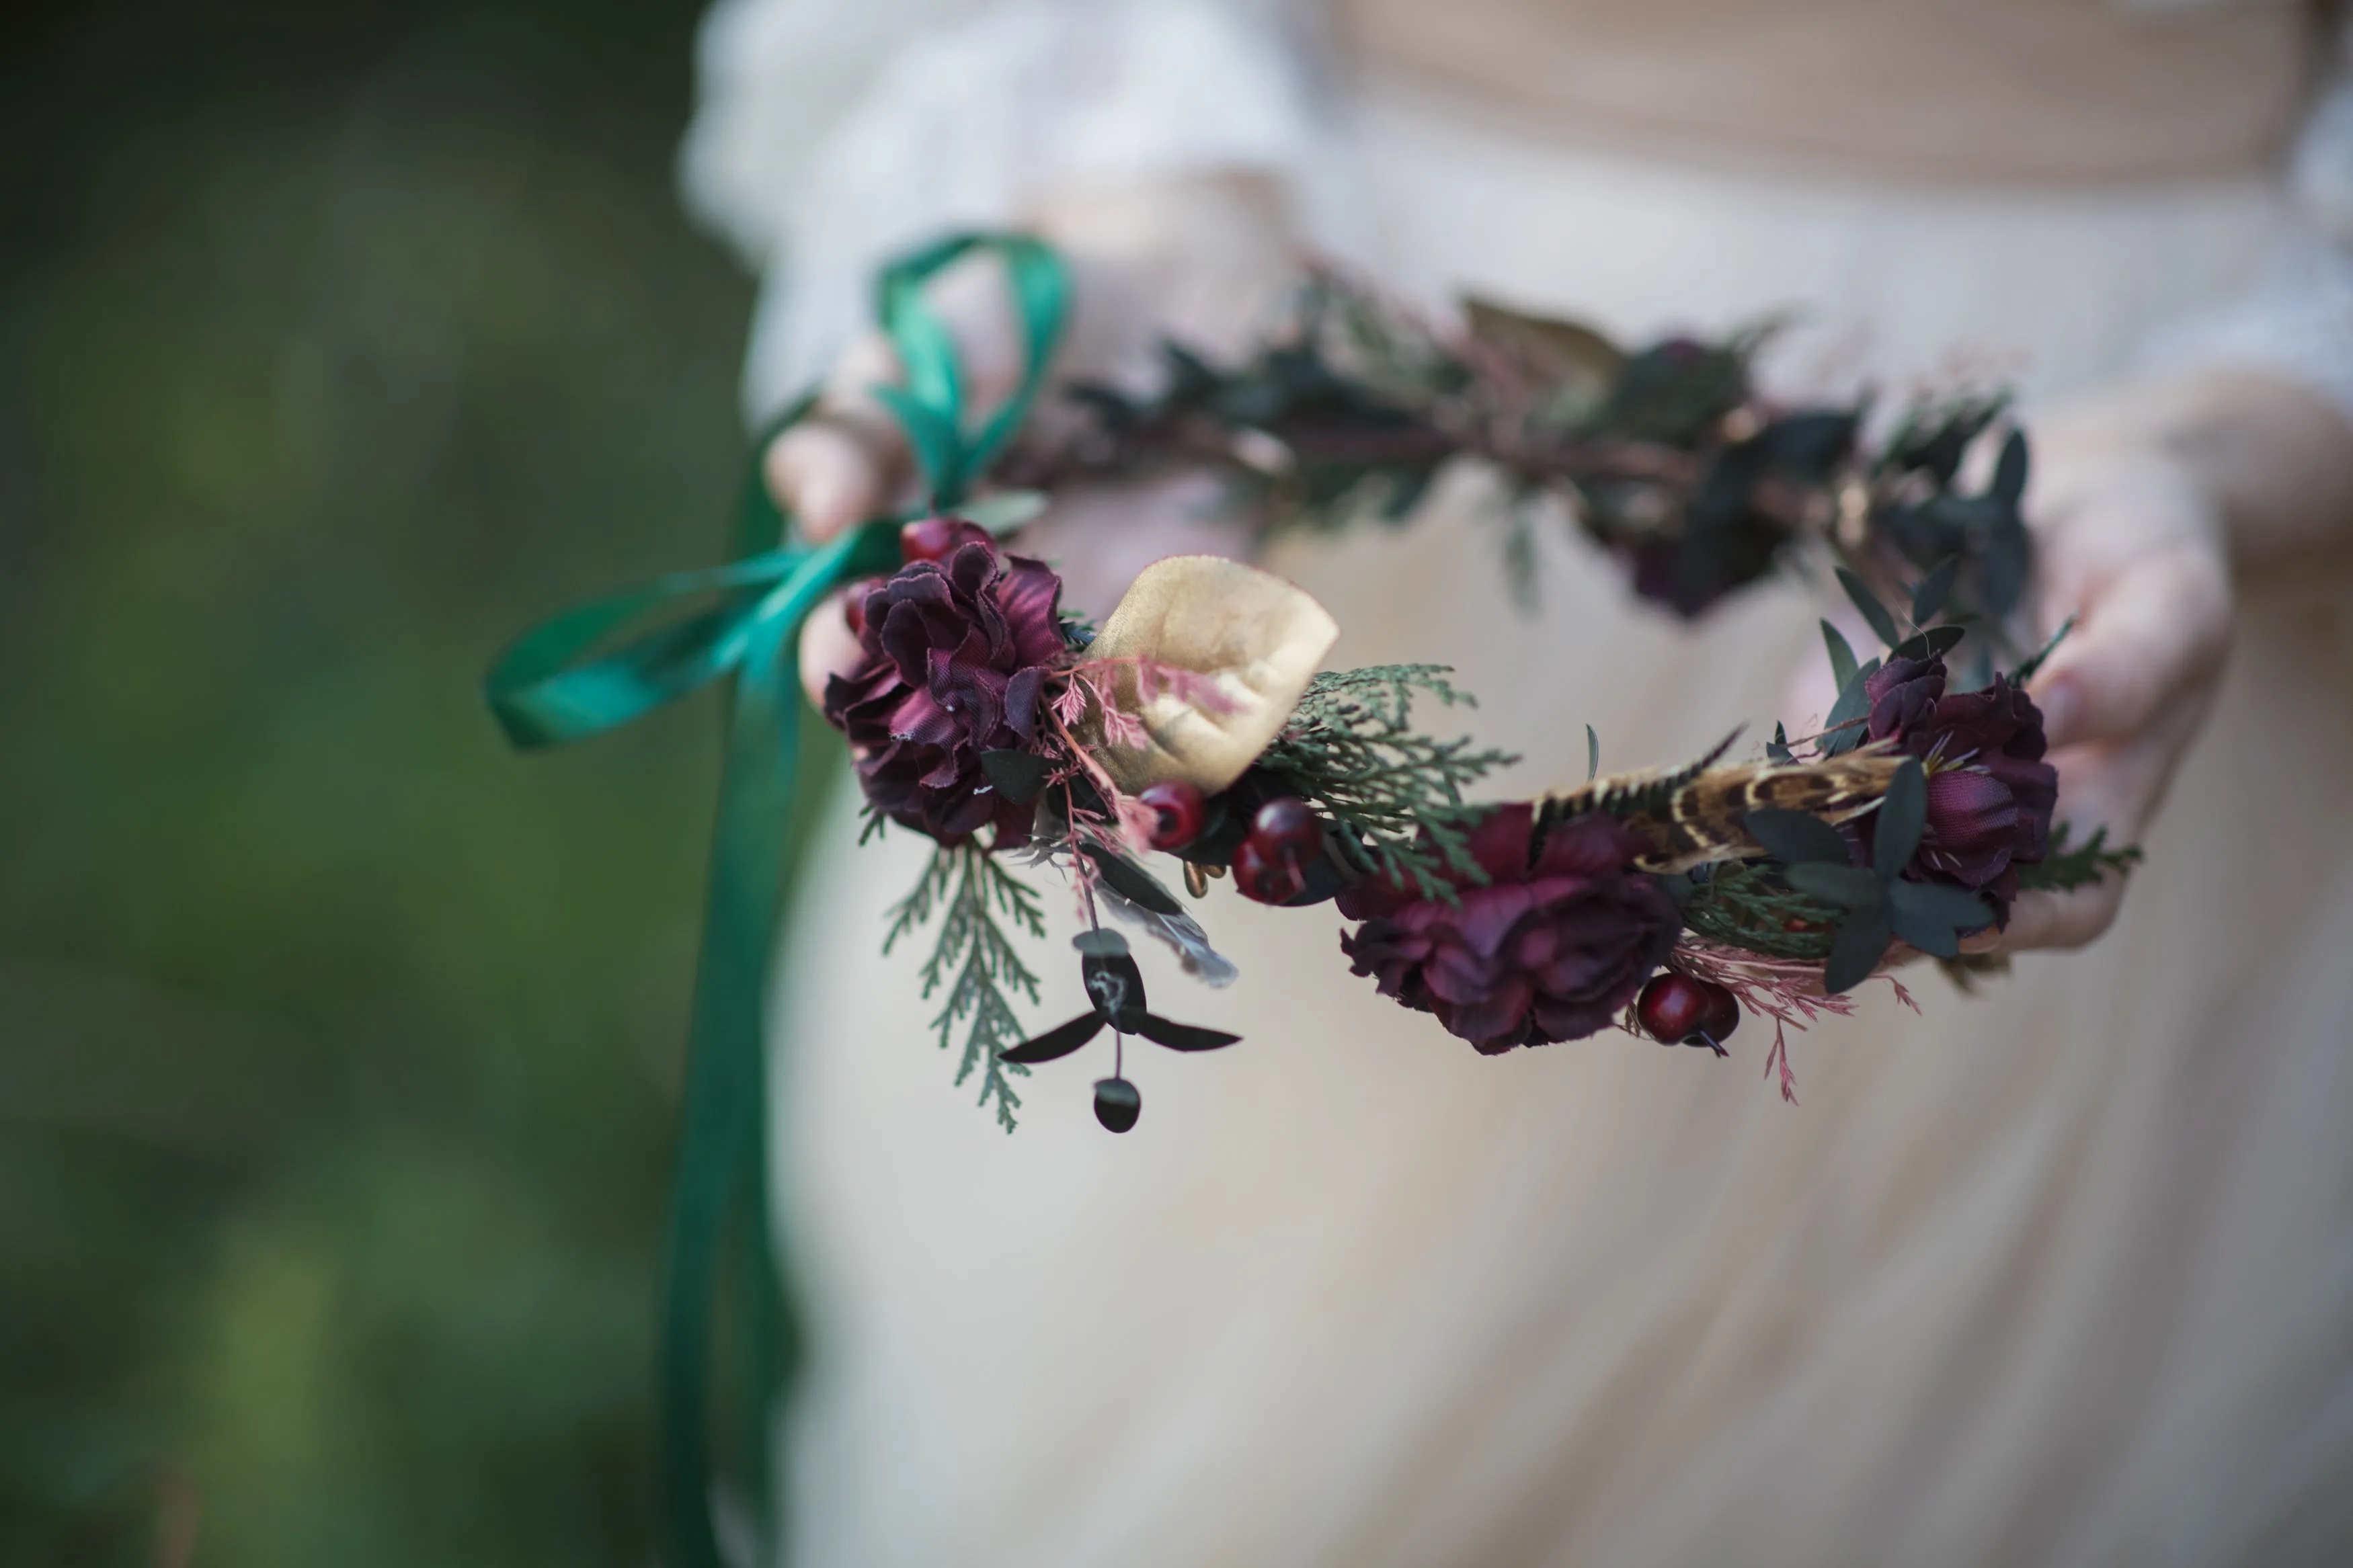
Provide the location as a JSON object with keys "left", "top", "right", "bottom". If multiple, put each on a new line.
{"left": 1080, "top": 556, "right": 1340, "bottom": 794}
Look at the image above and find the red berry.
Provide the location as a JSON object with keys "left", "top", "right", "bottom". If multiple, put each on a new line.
{"left": 1638, "top": 974, "right": 1741, "bottom": 1049}
{"left": 900, "top": 515, "right": 994, "bottom": 564}
{"left": 1700, "top": 982, "right": 1741, "bottom": 1044}
{"left": 1138, "top": 780, "right": 1207, "bottom": 851}
{"left": 1232, "top": 837, "right": 1306, "bottom": 905}
{"left": 1637, "top": 973, "right": 1712, "bottom": 1044}
{"left": 1250, "top": 797, "right": 1322, "bottom": 865}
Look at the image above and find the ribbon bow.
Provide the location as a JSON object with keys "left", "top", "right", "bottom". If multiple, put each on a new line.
{"left": 484, "top": 233, "right": 1068, "bottom": 1568}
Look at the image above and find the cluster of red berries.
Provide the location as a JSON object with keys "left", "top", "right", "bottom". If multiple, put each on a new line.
{"left": 1634, "top": 973, "right": 1741, "bottom": 1053}
{"left": 1137, "top": 780, "right": 1326, "bottom": 905}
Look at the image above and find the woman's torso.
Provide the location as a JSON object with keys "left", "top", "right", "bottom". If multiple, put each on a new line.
{"left": 1333, "top": 0, "right": 2317, "bottom": 185}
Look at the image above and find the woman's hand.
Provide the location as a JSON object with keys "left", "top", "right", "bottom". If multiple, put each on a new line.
{"left": 779, "top": 174, "right": 1300, "bottom": 710}
{"left": 1971, "top": 434, "right": 2233, "bottom": 952}
{"left": 1979, "top": 366, "right": 2353, "bottom": 952}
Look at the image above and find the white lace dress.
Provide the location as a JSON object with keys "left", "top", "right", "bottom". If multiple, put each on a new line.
{"left": 686, "top": 5, "right": 2353, "bottom": 1563}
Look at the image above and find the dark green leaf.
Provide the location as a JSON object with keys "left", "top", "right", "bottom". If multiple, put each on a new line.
{"left": 1910, "top": 555, "right": 1960, "bottom": 624}
{"left": 1765, "top": 722, "right": 1793, "bottom": 766}
{"left": 1071, "top": 928, "right": 1131, "bottom": 958}
{"left": 1887, "top": 879, "right": 1995, "bottom": 952}
{"left": 1082, "top": 844, "right": 1184, "bottom": 915}
{"left": 1745, "top": 807, "right": 1851, "bottom": 866}
{"left": 1992, "top": 428, "right": 2029, "bottom": 505}
{"left": 1586, "top": 724, "right": 1600, "bottom": 782}
{"left": 1783, "top": 862, "right": 1885, "bottom": 907}
{"left": 1128, "top": 1013, "right": 1242, "bottom": 1053}
{"left": 1821, "top": 655, "right": 1882, "bottom": 757}
{"left": 1977, "top": 519, "right": 2032, "bottom": 618}
{"left": 1873, "top": 757, "right": 1927, "bottom": 874}
{"left": 998, "top": 1012, "right": 1105, "bottom": 1065}
{"left": 1823, "top": 903, "right": 1893, "bottom": 995}
{"left": 1820, "top": 619, "right": 1858, "bottom": 692}
{"left": 979, "top": 748, "right": 1052, "bottom": 804}
{"left": 1755, "top": 411, "right": 1860, "bottom": 477}
{"left": 1837, "top": 567, "right": 1902, "bottom": 648}
{"left": 1888, "top": 624, "right": 1968, "bottom": 662}
{"left": 1080, "top": 950, "right": 1148, "bottom": 1020}
{"left": 2011, "top": 614, "right": 2075, "bottom": 685}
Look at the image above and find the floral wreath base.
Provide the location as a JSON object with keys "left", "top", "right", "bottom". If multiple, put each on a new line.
{"left": 485, "top": 232, "right": 2139, "bottom": 1567}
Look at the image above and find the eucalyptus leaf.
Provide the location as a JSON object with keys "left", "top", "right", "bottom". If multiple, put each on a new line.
{"left": 1992, "top": 428, "right": 2029, "bottom": 505}
{"left": 1888, "top": 878, "right": 1995, "bottom": 934}
{"left": 1820, "top": 655, "right": 1882, "bottom": 757}
{"left": 1586, "top": 724, "right": 1600, "bottom": 782}
{"left": 1837, "top": 567, "right": 1902, "bottom": 648}
{"left": 1888, "top": 624, "right": 1968, "bottom": 662}
{"left": 1081, "top": 845, "right": 1184, "bottom": 916}
{"left": 1873, "top": 757, "right": 1927, "bottom": 874}
{"left": 1910, "top": 556, "right": 1960, "bottom": 624}
{"left": 978, "top": 747, "right": 1051, "bottom": 804}
{"left": 1977, "top": 520, "right": 2031, "bottom": 618}
{"left": 1080, "top": 950, "right": 1148, "bottom": 1021}
{"left": 1782, "top": 862, "right": 1886, "bottom": 909}
{"left": 1128, "top": 1013, "right": 1242, "bottom": 1053}
{"left": 1766, "top": 722, "right": 1793, "bottom": 766}
{"left": 1820, "top": 619, "right": 1858, "bottom": 692}
{"left": 1887, "top": 895, "right": 1962, "bottom": 958}
{"left": 998, "top": 1012, "right": 1105, "bottom": 1065}
{"left": 1823, "top": 903, "right": 1893, "bottom": 995}
{"left": 1071, "top": 928, "right": 1131, "bottom": 958}
{"left": 1745, "top": 807, "right": 1851, "bottom": 866}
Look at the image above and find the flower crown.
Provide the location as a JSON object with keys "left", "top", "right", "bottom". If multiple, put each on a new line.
{"left": 485, "top": 232, "right": 2138, "bottom": 1563}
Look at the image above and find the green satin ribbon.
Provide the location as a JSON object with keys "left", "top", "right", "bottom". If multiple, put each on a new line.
{"left": 484, "top": 231, "right": 1068, "bottom": 1568}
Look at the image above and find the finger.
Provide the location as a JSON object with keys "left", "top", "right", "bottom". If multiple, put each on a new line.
{"left": 799, "top": 588, "right": 866, "bottom": 711}
{"left": 767, "top": 417, "right": 896, "bottom": 542}
{"left": 1961, "top": 878, "right": 2123, "bottom": 954}
{"left": 766, "top": 331, "right": 912, "bottom": 542}
{"left": 1961, "top": 690, "right": 2207, "bottom": 956}
{"left": 2030, "top": 544, "right": 2229, "bottom": 751}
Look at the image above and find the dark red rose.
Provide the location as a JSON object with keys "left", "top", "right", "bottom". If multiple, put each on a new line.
{"left": 822, "top": 536, "right": 1066, "bottom": 845}
{"left": 1864, "top": 653, "right": 1944, "bottom": 741}
{"left": 1863, "top": 655, "right": 2057, "bottom": 915}
{"left": 1337, "top": 805, "right": 1681, "bottom": 1055}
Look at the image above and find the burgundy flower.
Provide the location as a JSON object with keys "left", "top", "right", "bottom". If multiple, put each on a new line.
{"left": 1337, "top": 805, "right": 1681, "bottom": 1055}
{"left": 1865, "top": 653, "right": 1944, "bottom": 741}
{"left": 822, "top": 536, "right": 1067, "bottom": 845}
{"left": 1863, "top": 655, "right": 2058, "bottom": 914}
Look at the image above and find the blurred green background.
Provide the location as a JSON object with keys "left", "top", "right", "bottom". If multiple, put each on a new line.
{"left": 2, "top": 1, "right": 760, "bottom": 1561}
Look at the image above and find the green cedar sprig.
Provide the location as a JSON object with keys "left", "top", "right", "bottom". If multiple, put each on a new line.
{"left": 2015, "top": 823, "right": 2143, "bottom": 895}
{"left": 1675, "top": 861, "right": 1843, "bottom": 962}
{"left": 1256, "top": 664, "right": 1518, "bottom": 901}
{"left": 883, "top": 841, "right": 1047, "bottom": 1131}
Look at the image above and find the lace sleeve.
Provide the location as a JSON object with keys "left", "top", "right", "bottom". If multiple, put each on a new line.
{"left": 680, "top": 0, "right": 1341, "bottom": 420}
{"left": 2139, "top": 30, "right": 2353, "bottom": 421}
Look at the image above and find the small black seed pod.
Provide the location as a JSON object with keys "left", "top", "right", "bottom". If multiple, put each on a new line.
{"left": 1093, "top": 1076, "right": 1142, "bottom": 1134}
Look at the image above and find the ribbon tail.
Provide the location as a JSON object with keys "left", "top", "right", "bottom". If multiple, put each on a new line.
{"left": 657, "top": 522, "right": 897, "bottom": 1568}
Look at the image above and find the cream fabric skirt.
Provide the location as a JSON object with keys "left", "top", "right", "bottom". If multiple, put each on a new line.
{"left": 774, "top": 81, "right": 2353, "bottom": 1567}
